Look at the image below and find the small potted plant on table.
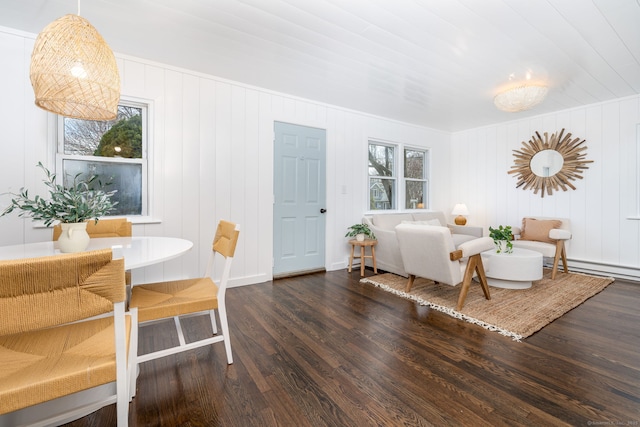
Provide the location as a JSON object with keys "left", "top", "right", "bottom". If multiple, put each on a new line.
{"left": 489, "top": 225, "right": 513, "bottom": 254}
{"left": 1, "top": 162, "right": 117, "bottom": 253}
{"left": 345, "top": 223, "right": 376, "bottom": 242}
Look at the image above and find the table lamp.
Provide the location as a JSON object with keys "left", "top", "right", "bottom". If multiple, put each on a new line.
{"left": 451, "top": 203, "right": 469, "bottom": 226}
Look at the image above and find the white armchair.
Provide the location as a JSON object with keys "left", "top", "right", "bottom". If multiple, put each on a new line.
{"left": 511, "top": 217, "right": 571, "bottom": 279}
{"left": 396, "top": 224, "right": 495, "bottom": 310}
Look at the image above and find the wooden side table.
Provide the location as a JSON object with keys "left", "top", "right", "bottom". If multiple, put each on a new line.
{"left": 348, "top": 239, "right": 378, "bottom": 277}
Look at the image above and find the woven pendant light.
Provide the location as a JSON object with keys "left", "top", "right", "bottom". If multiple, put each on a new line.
{"left": 30, "top": 14, "right": 120, "bottom": 120}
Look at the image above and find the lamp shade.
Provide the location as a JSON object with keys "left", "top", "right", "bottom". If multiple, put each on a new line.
{"left": 30, "top": 14, "right": 120, "bottom": 120}
{"left": 493, "top": 84, "right": 548, "bottom": 113}
{"left": 451, "top": 204, "right": 469, "bottom": 216}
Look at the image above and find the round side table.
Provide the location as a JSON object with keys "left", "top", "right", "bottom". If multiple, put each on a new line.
{"left": 481, "top": 247, "right": 543, "bottom": 289}
{"left": 348, "top": 239, "right": 378, "bottom": 277}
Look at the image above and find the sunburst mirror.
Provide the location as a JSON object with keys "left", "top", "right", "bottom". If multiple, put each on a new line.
{"left": 508, "top": 128, "right": 593, "bottom": 197}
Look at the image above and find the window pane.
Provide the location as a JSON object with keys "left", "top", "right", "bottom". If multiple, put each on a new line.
{"left": 406, "top": 180, "right": 427, "bottom": 209}
{"left": 370, "top": 178, "right": 395, "bottom": 210}
{"left": 62, "top": 159, "right": 142, "bottom": 216}
{"left": 368, "top": 143, "right": 394, "bottom": 177}
{"left": 63, "top": 105, "right": 142, "bottom": 158}
{"left": 404, "top": 149, "right": 425, "bottom": 179}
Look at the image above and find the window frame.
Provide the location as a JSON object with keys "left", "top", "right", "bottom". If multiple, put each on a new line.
{"left": 403, "top": 146, "right": 429, "bottom": 210}
{"left": 55, "top": 96, "right": 150, "bottom": 218}
{"left": 367, "top": 140, "right": 430, "bottom": 212}
{"left": 368, "top": 141, "right": 397, "bottom": 211}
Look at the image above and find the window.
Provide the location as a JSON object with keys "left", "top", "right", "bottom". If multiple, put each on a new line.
{"left": 57, "top": 100, "right": 148, "bottom": 216}
{"left": 404, "top": 148, "right": 428, "bottom": 209}
{"left": 368, "top": 143, "right": 395, "bottom": 210}
{"left": 368, "top": 141, "right": 429, "bottom": 211}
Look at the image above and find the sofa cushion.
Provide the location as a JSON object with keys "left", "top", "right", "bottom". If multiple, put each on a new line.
{"left": 520, "top": 218, "right": 562, "bottom": 244}
{"left": 412, "top": 212, "right": 447, "bottom": 225}
{"left": 372, "top": 213, "right": 413, "bottom": 230}
{"left": 401, "top": 219, "right": 442, "bottom": 226}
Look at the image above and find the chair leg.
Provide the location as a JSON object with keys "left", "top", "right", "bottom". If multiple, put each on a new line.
{"left": 551, "top": 240, "right": 566, "bottom": 279}
{"left": 218, "top": 303, "right": 233, "bottom": 364}
{"left": 405, "top": 274, "right": 416, "bottom": 292}
{"left": 473, "top": 254, "right": 491, "bottom": 301}
{"left": 210, "top": 309, "right": 218, "bottom": 334}
{"left": 456, "top": 254, "right": 490, "bottom": 311}
{"left": 560, "top": 242, "right": 568, "bottom": 273}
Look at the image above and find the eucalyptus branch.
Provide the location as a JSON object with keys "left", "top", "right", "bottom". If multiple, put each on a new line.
{"left": 1, "top": 162, "right": 117, "bottom": 227}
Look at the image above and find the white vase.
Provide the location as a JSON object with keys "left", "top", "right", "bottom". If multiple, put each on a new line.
{"left": 58, "top": 222, "right": 90, "bottom": 253}
{"left": 495, "top": 240, "right": 512, "bottom": 254}
{"left": 356, "top": 233, "right": 365, "bottom": 242}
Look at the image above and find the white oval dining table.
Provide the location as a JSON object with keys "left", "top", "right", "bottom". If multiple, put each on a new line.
{"left": 0, "top": 236, "right": 193, "bottom": 270}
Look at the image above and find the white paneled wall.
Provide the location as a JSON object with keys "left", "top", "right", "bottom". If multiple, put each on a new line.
{"left": 0, "top": 26, "right": 449, "bottom": 286}
{"left": 3, "top": 24, "right": 635, "bottom": 282}
{"left": 451, "top": 97, "right": 640, "bottom": 279}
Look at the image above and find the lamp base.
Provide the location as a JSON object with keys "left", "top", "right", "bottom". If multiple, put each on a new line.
{"left": 454, "top": 215, "right": 467, "bottom": 226}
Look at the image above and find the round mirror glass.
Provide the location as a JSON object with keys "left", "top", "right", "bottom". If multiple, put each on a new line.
{"left": 530, "top": 149, "right": 564, "bottom": 177}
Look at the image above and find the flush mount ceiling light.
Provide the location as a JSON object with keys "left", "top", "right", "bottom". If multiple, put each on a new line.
{"left": 30, "top": 12, "right": 120, "bottom": 120}
{"left": 493, "top": 84, "right": 548, "bottom": 113}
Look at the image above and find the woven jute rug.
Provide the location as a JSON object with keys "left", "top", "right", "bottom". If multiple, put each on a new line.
{"left": 360, "top": 269, "right": 614, "bottom": 341}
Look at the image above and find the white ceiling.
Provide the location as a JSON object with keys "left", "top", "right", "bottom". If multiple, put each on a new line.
{"left": 1, "top": 0, "right": 640, "bottom": 132}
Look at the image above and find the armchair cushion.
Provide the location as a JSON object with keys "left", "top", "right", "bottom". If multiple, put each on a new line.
{"left": 372, "top": 213, "right": 413, "bottom": 229}
{"left": 520, "top": 218, "right": 562, "bottom": 244}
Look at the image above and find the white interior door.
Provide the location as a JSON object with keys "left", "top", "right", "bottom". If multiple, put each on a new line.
{"left": 273, "top": 122, "right": 326, "bottom": 277}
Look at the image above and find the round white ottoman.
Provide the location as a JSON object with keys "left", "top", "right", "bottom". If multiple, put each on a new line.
{"left": 481, "top": 247, "right": 543, "bottom": 289}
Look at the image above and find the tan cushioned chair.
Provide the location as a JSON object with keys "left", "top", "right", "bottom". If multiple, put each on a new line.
{"left": 511, "top": 217, "right": 571, "bottom": 279}
{"left": 52, "top": 217, "right": 132, "bottom": 240}
{"left": 0, "top": 248, "right": 136, "bottom": 427}
{"left": 130, "top": 219, "right": 240, "bottom": 366}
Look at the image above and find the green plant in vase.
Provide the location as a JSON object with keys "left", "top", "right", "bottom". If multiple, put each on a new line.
{"left": 345, "top": 223, "right": 376, "bottom": 242}
{"left": 1, "top": 162, "right": 117, "bottom": 253}
{"left": 489, "top": 225, "right": 513, "bottom": 254}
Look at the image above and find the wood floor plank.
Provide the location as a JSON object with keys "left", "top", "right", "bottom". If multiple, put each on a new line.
{"left": 63, "top": 269, "right": 640, "bottom": 426}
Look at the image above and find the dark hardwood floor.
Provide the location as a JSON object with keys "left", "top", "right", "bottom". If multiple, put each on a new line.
{"left": 66, "top": 268, "right": 639, "bottom": 427}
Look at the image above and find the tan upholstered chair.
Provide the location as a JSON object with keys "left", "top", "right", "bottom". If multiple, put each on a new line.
{"left": 130, "top": 220, "right": 240, "bottom": 365}
{"left": 511, "top": 217, "right": 571, "bottom": 279}
{"left": 396, "top": 223, "right": 494, "bottom": 310}
{"left": 52, "top": 217, "right": 132, "bottom": 240}
{"left": 53, "top": 218, "right": 133, "bottom": 285}
{"left": 0, "top": 248, "right": 136, "bottom": 427}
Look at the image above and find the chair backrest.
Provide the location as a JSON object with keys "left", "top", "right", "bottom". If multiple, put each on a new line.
{"left": 0, "top": 248, "right": 125, "bottom": 336}
{"left": 52, "top": 218, "right": 132, "bottom": 241}
{"left": 205, "top": 220, "right": 240, "bottom": 296}
{"left": 395, "top": 224, "right": 462, "bottom": 286}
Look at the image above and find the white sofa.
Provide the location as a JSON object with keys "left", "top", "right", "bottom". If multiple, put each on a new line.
{"left": 362, "top": 211, "right": 484, "bottom": 277}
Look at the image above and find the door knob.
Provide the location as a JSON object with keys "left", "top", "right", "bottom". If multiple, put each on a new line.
{"left": 320, "top": 209, "right": 327, "bottom": 213}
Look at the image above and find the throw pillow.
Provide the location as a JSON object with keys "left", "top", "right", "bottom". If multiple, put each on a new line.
{"left": 520, "top": 218, "right": 562, "bottom": 244}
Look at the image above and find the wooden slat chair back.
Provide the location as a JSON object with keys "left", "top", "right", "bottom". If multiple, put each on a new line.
{"left": 52, "top": 218, "right": 132, "bottom": 241}
{"left": 0, "top": 248, "right": 136, "bottom": 426}
{"left": 130, "top": 219, "right": 240, "bottom": 365}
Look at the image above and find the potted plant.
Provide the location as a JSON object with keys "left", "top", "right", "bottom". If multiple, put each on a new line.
{"left": 1, "top": 162, "right": 117, "bottom": 252}
{"left": 489, "top": 225, "right": 513, "bottom": 254}
{"left": 345, "top": 223, "right": 376, "bottom": 242}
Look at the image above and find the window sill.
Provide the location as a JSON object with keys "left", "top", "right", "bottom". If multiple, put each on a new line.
{"left": 32, "top": 216, "right": 162, "bottom": 229}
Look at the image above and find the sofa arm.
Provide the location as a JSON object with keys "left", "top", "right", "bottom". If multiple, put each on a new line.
{"left": 448, "top": 223, "right": 483, "bottom": 238}
{"left": 549, "top": 229, "right": 571, "bottom": 240}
